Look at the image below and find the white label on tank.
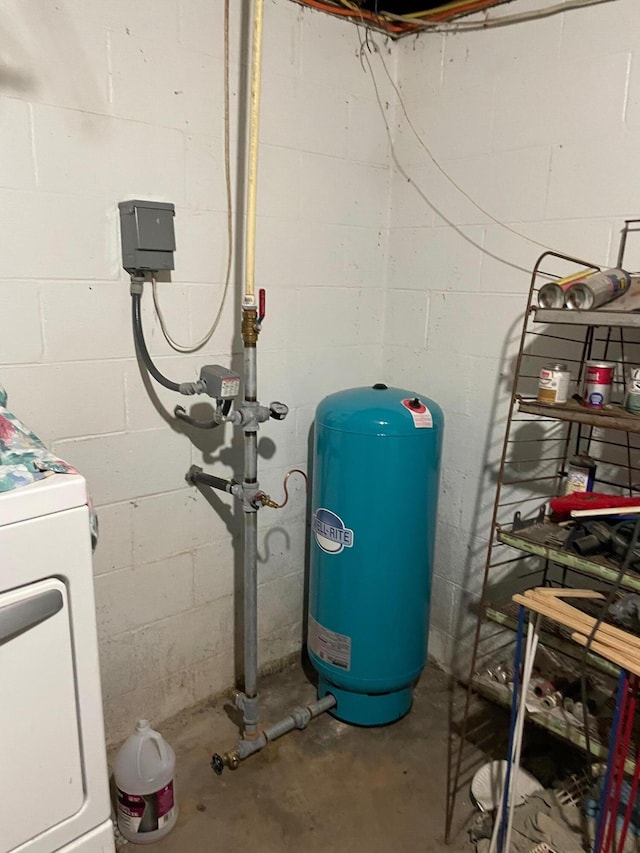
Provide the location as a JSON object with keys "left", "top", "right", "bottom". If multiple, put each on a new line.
{"left": 313, "top": 508, "right": 354, "bottom": 554}
{"left": 401, "top": 398, "right": 433, "bottom": 428}
{"left": 308, "top": 614, "right": 351, "bottom": 671}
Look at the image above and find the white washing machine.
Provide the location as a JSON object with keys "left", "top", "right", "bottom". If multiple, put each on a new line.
{"left": 0, "top": 474, "right": 115, "bottom": 853}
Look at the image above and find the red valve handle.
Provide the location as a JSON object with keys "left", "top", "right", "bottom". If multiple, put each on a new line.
{"left": 258, "top": 288, "right": 266, "bottom": 322}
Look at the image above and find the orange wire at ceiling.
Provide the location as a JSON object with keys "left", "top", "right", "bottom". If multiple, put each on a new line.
{"left": 294, "top": 0, "right": 507, "bottom": 33}
{"left": 294, "top": 0, "right": 418, "bottom": 32}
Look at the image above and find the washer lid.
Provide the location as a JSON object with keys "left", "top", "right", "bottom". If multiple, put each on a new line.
{"left": 0, "top": 474, "right": 87, "bottom": 527}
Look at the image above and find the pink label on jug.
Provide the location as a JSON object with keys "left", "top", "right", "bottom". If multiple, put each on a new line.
{"left": 117, "top": 780, "right": 175, "bottom": 834}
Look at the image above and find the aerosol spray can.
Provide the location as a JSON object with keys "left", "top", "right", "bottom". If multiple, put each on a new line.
{"left": 565, "top": 454, "right": 597, "bottom": 494}
{"left": 565, "top": 268, "right": 630, "bottom": 310}
{"left": 537, "top": 269, "right": 592, "bottom": 309}
{"left": 625, "top": 367, "right": 640, "bottom": 414}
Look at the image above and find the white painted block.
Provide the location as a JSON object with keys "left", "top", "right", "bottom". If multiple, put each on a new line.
{"left": 388, "top": 226, "right": 484, "bottom": 292}
{"left": 298, "top": 81, "right": 350, "bottom": 159}
{"left": 192, "top": 649, "right": 236, "bottom": 704}
{"left": 257, "top": 570, "right": 304, "bottom": 639}
{"left": 343, "top": 225, "right": 389, "bottom": 289}
{"left": 434, "top": 520, "right": 473, "bottom": 588}
{"left": 103, "top": 671, "right": 195, "bottom": 746}
{"left": 193, "top": 538, "right": 237, "bottom": 606}
{"left": 184, "top": 132, "right": 233, "bottom": 213}
{"left": 33, "top": 106, "right": 186, "bottom": 205}
{"left": 437, "top": 466, "right": 464, "bottom": 530}
{"left": 132, "top": 488, "right": 233, "bottom": 565}
{"left": 0, "top": 2, "right": 109, "bottom": 113}
{"left": 441, "top": 13, "right": 561, "bottom": 91}
{"left": 53, "top": 428, "right": 192, "bottom": 505}
{"left": 382, "top": 345, "right": 428, "bottom": 392}
{"left": 427, "top": 291, "right": 523, "bottom": 360}
{"left": 438, "top": 146, "right": 552, "bottom": 225}
{"left": 427, "top": 627, "right": 453, "bottom": 672}
{"left": 177, "top": 0, "right": 242, "bottom": 61}
{"left": 547, "top": 131, "right": 640, "bottom": 219}
{"left": 492, "top": 52, "right": 631, "bottom": 153}
{"left": 0, "top": 283, "right": 43, "bottom": 364}
{"left": 294, "top": 404, "right": 316, "bottom": 465}
{"left": 98, "top": 631, "right": 137, "bottom": 703}
{"left": 289, "top": 221, "right": 347, "bottom": 289}
{"left": 109, "top": 31, "right": 222, "bottom": 135}
{"left": 263, "top": 0, "right": 302, "bottom": 79}
{"left": 95, "top": 551, "right": 193, "bottom": 637}
{"left": 384, "top": 289, "right": 428, "bottom": 349}
{"left": 0, "top": 98, "right": 35, "bottom": 190}
{"left": 174, "top": 209, "right": 233, "bottom": 284}
{"left": 257, "top": 145, "right": 300, "bottom": 221}
{"left": 429, "top": 575, "right": 455, "bottom": 637}
{"left": 260, "top": 73, "right": 300, "bottom": 151}
{"left": 403, "top": 81, "right": 494, "bottom": 163}
{"left": 93, "top": 501, "right": 133, "bottom": 576}
{"left": 389, "top": 168, "right": 436, "bottom": 230}
{"left": 140, "top": 283, "right": 194, "bottom": 358}
{"left": 258, "top": 620, "right": 302, "bottom": 669}
{"left": 347, "top": 96, "right": 391, "bottom": 166}
{"left": 397, "top": 35, "right": 445, "bottom": 101}
{"left": 299, "top": 8, "right": 373, "bottom": 99}
{"left": 134, "top": 596, "right": 234, "bottom": 686}
{"left": 187, "top": 285, "right": 237, "bottom": 354}
{"left": 257, "top": 520, "right": 307, "bottom": 583}
{"left": 0, "top": 360, "right": 125, "bottom": 442}
{"left": 41, "top": 282, "right": 131, "bottom": 362}
{"left": 299, "top": 153, "right": 389, "bottom": 227}
{"left": 560, "top": 0, "right": 640, "bottom": 60}
{"left": 0, "top": 193, "right": 113, "bottom": 280}
{"left": 295, "top": 286, "right": 384, "bottom": 350}
{"left": 60, "top": 0, "right": 179, "bottom": 42}
{"left": 441, "top": 412, "right": 487, "bottom": 478}
{"left": 255, "top": 218, "right": 303, "bottom": 289}
{"left": 290, "top": 344, "right": 383, "bottom": 408}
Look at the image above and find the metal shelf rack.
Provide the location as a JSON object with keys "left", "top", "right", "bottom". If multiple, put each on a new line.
{"left": 445, "top": 233, "right": 640, "bottom": 842}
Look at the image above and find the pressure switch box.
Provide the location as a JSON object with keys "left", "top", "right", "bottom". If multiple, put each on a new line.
{"left": 118, "top": 199, "right": 176, "bottom": 274}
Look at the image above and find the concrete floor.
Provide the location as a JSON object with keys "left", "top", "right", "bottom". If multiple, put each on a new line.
{"left": 114, "top": 661, "right": 476, "bottom": 853}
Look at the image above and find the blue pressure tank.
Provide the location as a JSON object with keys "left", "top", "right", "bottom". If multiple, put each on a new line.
{"left": 307, "top": 384, "right": 443, "bottom": 726}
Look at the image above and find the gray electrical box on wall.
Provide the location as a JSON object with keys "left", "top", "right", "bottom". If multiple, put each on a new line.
{"left": 118, "top": 199, "right": 176, "bottom": 274}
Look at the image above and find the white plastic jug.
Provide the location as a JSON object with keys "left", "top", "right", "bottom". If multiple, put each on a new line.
{"left": 113, "top": 720, "right": 178, "bottom": 844}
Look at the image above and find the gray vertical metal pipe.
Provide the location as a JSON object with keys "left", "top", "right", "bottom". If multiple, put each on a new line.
{"left": 243, "top": 338, "right": 259, "bottom": 723}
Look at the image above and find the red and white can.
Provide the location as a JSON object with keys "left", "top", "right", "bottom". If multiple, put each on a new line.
{"left": 582, "top": 360, "right": 615, "bottom": 408}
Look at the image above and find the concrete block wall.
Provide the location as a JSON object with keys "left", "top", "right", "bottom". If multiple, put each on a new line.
{"left": 0, "top": 0, "right": 394, "bottom": 743}
{"left": 385, "top": 0, "right": 640, "bottom": 674}
{"left": 5, "top": 0, "right": 638, "bottom": 742}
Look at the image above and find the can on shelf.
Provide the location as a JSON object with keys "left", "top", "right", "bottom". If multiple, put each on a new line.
{"left": 537, "top": 363, "right": 571, "bottom": 404}
{"left": 624, "top": 367, "right": 640, "bottom": 414}
{"left": 582, "top": 360, "right": 615, "bottom": 408}
{"left": 565, "top": 268, "right": 631, "bottom": 310}
{"left": 564, "top": 454, "right": 597, "bottom": 495}
{"left": 537, "top": 269, "right": 592, "bottom": 309}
